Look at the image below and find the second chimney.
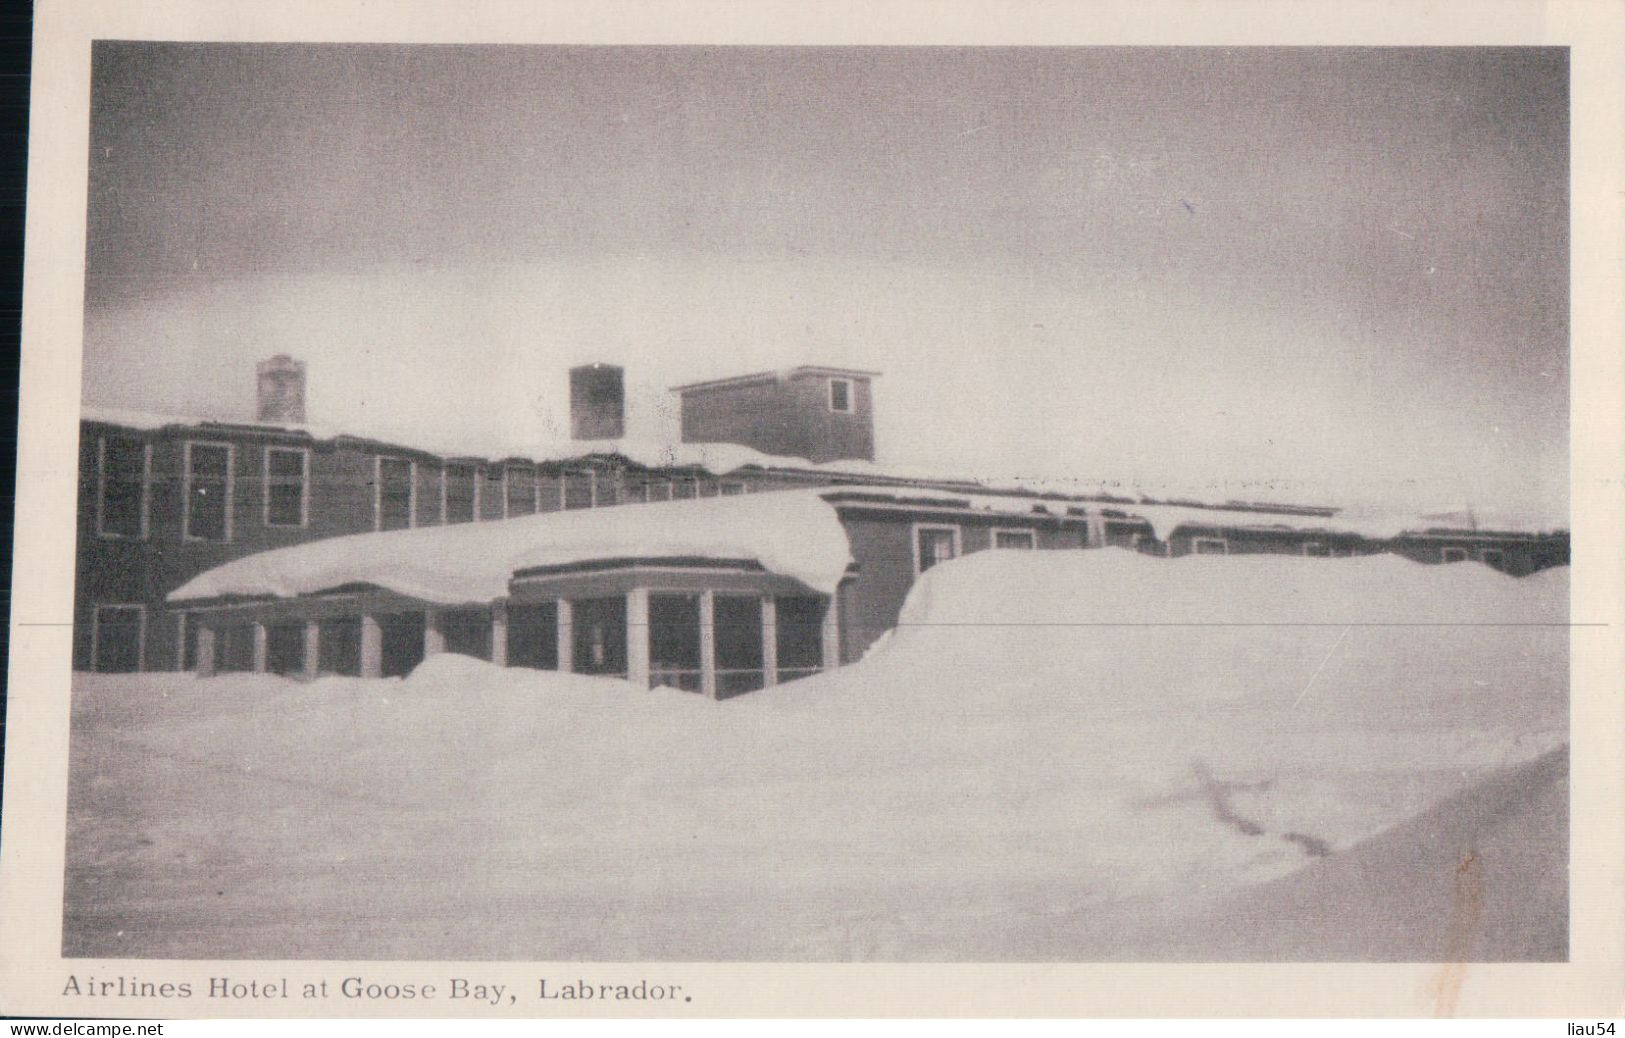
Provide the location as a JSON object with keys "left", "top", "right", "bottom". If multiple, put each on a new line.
{"left": 256, "top": 355, "right": 306, "bottom": 424}
{"left": 570, "top": 363, "right": 625, "bottom": 439}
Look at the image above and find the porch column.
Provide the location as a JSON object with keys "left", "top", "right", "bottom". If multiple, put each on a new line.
{"left": 490, "top": 602, "right": 508, "bottom": 667}
{"left": 196, "top": 625, "right": 217, "bottom": 678}
{"left": 626, "top": 588, "right": 650, "bottom": 689}
{"left": 424, "top": 609, "right": 446, "bottom": 656}
{"left": 301, "top": 621, "right": 320, "bottom": 679}
{"left": 360, "top": 614, "right": 383, "bottom": 678}
{"left": 251, "top": 622, "right": 269, "bottom": 673}
{"left": 820, "top": 589, "right": 841, "bottom": 671}
{"left": 760, "top": 595, "right": 778, "bottom": 687}
{"left": 555, "top": 598, "right": 574, "bottom": 673}
{"left": 699, "top": 590, "right": 718, "bottom": 699}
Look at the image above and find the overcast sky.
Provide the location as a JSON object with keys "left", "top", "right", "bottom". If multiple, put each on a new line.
{"left": 81, "top": 44, "right": 1568, "bottom": 518}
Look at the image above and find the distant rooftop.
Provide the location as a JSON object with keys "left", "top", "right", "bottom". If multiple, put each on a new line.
{"left": 669, "top": 366, "right": 882, "bottom": 394}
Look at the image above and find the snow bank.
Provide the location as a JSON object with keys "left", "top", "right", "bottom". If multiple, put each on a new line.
{"left": 168, "top": 487, "right": 855, "bottom": 604}
{"left": 81, "top": 549, "right": 1568, "bottom": 960}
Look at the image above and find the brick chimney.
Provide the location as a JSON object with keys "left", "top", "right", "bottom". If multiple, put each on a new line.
{"left": 256, "top": 355, "right": 306, "bottom": 424}
{"left": 570, "top": 363, "right": 625, "bottom": 439}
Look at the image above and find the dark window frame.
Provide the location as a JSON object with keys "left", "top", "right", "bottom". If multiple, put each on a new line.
{"left": 183, "top": 440, "right": 234, "bottom": 542}
{"left": 96, "top": 435, "right": 150, "bottom": 540}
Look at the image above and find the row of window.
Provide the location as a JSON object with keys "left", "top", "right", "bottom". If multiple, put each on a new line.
{"left": 92, "top": 594, "right": 829, "bottom": 686}
{"left": 913, "top": 524, "right": 1039, "bottom": 575}
{"left": 95, "top": 434, "right": 749, "bottom": 542}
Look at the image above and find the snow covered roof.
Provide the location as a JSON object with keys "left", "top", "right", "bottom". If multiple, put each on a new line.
{"left": 168, "top": 488, "right": 857, "bottom": 605}
{"left": 86, "top": 404, "right": 1567, "bottom": 536}
{"left": 669, "top": 365, "right": 882, "bottom": 393}
{"left": 79, "top": 403, "right": 947, "bottom": 483}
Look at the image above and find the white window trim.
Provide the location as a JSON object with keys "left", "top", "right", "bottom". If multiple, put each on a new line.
{"left": 439, "top": 465, "right": 448, "bottom": 524}
{"left": 828, "top": 376, "right": 854, "bottom": 413}
{"left": 990, "top": 527, "right": 1037, "bottom": 550}
{"left": 92, "top": 603, "right": 147, "bottom": 673}
{"left": 1192, "top": 537, "right": 1229, "bottom": 555}
{"left": 373, "top": 456, "right": 418, "bottom": 532}
{"left": 96, "top": 435, "right": 151, "bottom": 540}
{"left": 262, "top": 445, "right": 310, "bottom": 528}
{"left": 1441, "top": 547, "right": 1470, "bottom": 563}
{"left": 911, "top": 522, "right": 961, "bottom": 576}
{"left": 182, "top": 440, "right": 235, "bottom": 543}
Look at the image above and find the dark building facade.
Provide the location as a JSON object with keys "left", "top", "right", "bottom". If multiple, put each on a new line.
{"left": 77, "top": 359, "right": 1569, "bottom": 683}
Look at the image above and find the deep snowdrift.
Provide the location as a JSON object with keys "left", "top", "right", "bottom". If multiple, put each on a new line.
{"left": 68, "top": 550, "right": 1566, "bottom": 960}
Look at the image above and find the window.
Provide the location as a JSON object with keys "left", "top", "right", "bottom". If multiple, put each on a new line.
{"left": 97, "top": 436, "right": 149, "bottom": 539}
{"left": 507, "top": 601, "right": 559, "bottom": 670}
{"left": 1104, "top": 520, "right": 1153, "bottom": 551}
{"left": 93, "top": 604, "right": 145, "bottom": 673}
{"left": 720, "top": 482, "right": 746, "bottom": 496}
{"left": 376, "top": 457, "right": 415, "bottom": 531}
{"left": 266, "top": 622, "right": 306, "bottom": 675}
{"left": 484, "top": 467, "right": 504, "bottom": 517}
{"left": 775, "top": 595, "right": 827, "bottom": 683}
{"left": 439, "top": 608, "right": 492, "bottom": 660}
{"left": 671, "top": 478, "right": 697, "bottom": 500}
{"left": 914, "top": 524, "right": 960, "bottom": 574}
{"left": 443, "top": 463, "right": 477, "bottom": 524}
{"left": 1302, "top": 541, "right": 1331, "bottom": 557}
{"left": 829, "top": 377, "right": 853, "bottom": 413}
{"left": 563, "top": 470, "right": 594, "bottom": 510}
{"left": 571, "top": 596, "right": 627, "bottom": 676}
{"left": 648, "top": 593, "right": 703, "bottom": 692}
{"left": 218, "top": 624, "right": 255, "bottom": 673}
{"left": 1479, "top": 549, "right": 1506, "bottom": 571}
{"left": 538, "top": 474, "right": 563, "bottom": 512}
{"left": 264, "top": 447, "right": 308, "bottom": 527}
{"left": 379, "top": 611, "right": 425, "bottom": 677}
{"left": 646, "top": 480, "right": 672, "bottom": 503}
{"left": 505, "top": 465, "right": 536, "bottom": 517}
{"left": 318, "top": 616, "right": 362, "bottom": 676}
{"left": 1193, "top": 537, "right": 1229, "bottom": 555}
{"left": 714, "top": 594, "right": 766, "bottom": 697}
{"left": 1441, "top": 547, "right": 1470, "bottom": 563}
{"left": 595, "top": 473, "right": 619, "bottom": 507}
{"left": 992, "top": 528, "right": 1037, "bottom": 550}
{"left": 184, "top": 442, "right": 233, "bottom": 541}
{"left": 698, "top": 480, "right": 720, "bottom": 498}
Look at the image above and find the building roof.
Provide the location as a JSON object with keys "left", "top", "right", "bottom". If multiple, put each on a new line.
{"left": 84, "top": 404, "right": 1567, "bottom": 537}
{"left": 169, "top": 488, "right": 858, "bottom": 606}
{"left": 167, "top": 480, "right": 1563, "bottom": 611}
{"left": 668, "top": 365, "right": 882, "bottom": 394}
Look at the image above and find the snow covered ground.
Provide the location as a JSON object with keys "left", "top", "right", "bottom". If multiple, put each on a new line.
{"left": 64, "top": 550, "right": 1567, "bottom": 961}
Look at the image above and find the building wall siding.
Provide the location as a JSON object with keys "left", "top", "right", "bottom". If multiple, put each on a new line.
{"left": 679, "top": 374, "right": 875, "bottom": 463}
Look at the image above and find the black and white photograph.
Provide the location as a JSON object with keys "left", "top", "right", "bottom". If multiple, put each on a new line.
{"left": 4, "top": 0, "right": 1624, "bottom": 1021}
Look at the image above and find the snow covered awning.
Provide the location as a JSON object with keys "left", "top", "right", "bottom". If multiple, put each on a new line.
{"left": 169, "top": 489, "right": 857, "bottom": 605}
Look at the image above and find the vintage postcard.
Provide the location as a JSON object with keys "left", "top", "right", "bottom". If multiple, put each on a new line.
{"left": 2, "top": 0, "right": 1622, "bottom": 1020}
